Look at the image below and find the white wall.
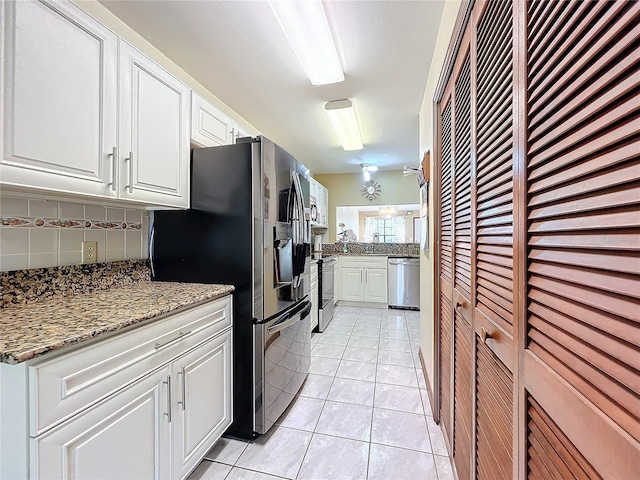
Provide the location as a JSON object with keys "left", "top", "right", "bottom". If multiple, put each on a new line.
{"left": 315, "top": 171, "right": 420, "bottom": 242}
{"left": 418, "top": 0, "right": 462, "bottom": 392}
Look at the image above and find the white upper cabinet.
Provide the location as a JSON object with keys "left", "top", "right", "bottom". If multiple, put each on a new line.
{"left": 118, "top": 41, "right": 190, "bottom": 208}
{"left": 1, "top": 0, "right": 119, "bottom": 199}
{"left": 191, "top": 92, "right": 233, "bottom": 147}
{"left": 1, "top": 1, "right": 191, "bottom": 208}
{"left": 309, "top": 177, "right": 329, "bottom": 228}
{"left": 191, "top": 92, "right": 252, "bottom": 148}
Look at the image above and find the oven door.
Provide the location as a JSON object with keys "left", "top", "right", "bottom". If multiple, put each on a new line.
{"left": 256, "top": 300, "right": 312, "bottom": 434}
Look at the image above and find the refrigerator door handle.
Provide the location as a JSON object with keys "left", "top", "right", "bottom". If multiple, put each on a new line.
{"left": 267, "top": 301, "right": 312, "bottom": 335}
{"left": 149, "top": 223, "right": 155, "bottom": 278}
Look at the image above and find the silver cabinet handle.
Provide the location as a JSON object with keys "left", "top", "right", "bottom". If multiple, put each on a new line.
{"left": 108, "top": 147, "right": 117, "bottom": 191}
{"left": 125, "top": 152, "right": 134, "bottom": 193}
{"left": 177, "top": 367, "right": 186, "bottom": 411}
{"left": 163, "top": 375, "right": 172, "bottom": 423}
{"left": 154, "top": 330, "right": 192, "bottom": 350}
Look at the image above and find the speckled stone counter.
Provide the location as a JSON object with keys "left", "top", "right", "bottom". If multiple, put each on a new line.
{"left": 0, "top": 281, "right": 234, "bottom": 364}
{"left": 322, "top": 242, "right": 420, "bottom": 257}
{"left": 1, "top": 260, "right": 152, "bottom": 308}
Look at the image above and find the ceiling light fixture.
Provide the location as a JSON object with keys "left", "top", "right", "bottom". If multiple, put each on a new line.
{"left": 325, "top": 99, "right": 364, "bottom": 151}
{"left": 361, "top": 163, "right": 378, "bottom": 181}
{"left": 268, "top": 0, "right": 344, "bottom": 86}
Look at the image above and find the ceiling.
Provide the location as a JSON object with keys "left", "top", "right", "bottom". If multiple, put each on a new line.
{"left": 99, "top": 0, "right": 445, "bottom": 175}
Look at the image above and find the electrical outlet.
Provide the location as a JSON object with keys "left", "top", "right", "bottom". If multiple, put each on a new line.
{"left": 82, "top": 241, "right": 98, "bottom": 264}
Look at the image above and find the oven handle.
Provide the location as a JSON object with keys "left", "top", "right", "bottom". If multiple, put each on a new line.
{"left": 267, "top": 302, "right": 312, "bottom": 335}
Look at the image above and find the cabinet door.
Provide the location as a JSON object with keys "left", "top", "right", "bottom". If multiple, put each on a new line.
{"left": 173, "top": 331, "right": 232, "bottom": 480}
{"left": 191, "top": 92, "right": 233, "bottom": 147}
{"left": 320, "top": 184, "right": 329, "bottom": 227}
{"left": 33, "top": 366, "right": 171, "bottom": 480}
{"left": 474, "top": 1, "right": 516, "bottom": 478}
{"left": 232, "top": 126, "right": 251, "bottom": 144}
{"left": 1, "top": 0, "right": 118, "bottom": 199}
{"left": 341, "top": 268, "right": 364, "bottom": 301}
{"left": 524, "top": 2, "right": 640, "bottom": 478}
{"left": 364, "top": 268, "right": 387, "bottom": 303}
{"left": 119, "top": 41, "right": 190, "bottom": 208}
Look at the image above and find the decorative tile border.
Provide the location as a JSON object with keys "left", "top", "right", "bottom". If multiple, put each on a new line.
{"left": 1, "top": 259, "right": 151, "bottom": 308}
{"left": 1, "top": 216, "right": 142, "bottom": 230}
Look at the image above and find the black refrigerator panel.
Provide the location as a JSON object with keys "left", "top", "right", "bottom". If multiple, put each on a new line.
{"left": 191, "top": 142, "right": 253, "bottom": 215}
{"left": 153, "top": 142, "right": 257, "bottom": 440}
{"left": 151, "top": 137, "right": 310, "bottom": 440}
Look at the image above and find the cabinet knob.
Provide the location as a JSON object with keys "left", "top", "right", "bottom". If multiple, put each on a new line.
{"left": 480, "top": 327, "right": 492, "bottom": 343}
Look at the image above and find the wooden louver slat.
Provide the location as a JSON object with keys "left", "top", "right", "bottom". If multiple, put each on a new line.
{"left": 475, "top": 0, "right": 514, "bottom": 335}
{"left": 527, "top": 0, "right": 640, "bottom": 447}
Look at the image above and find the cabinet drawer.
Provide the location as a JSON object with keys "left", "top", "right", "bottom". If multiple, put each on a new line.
{"left": 29, "top": 295, "right": 232, "bottom": 436}
{"left": 341, "top": 256, "right": 387, "bottom": 269}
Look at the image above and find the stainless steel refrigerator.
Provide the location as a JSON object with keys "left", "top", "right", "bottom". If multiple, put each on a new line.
{"left": 151, "top": 136, "right": 311, "bottom": 439}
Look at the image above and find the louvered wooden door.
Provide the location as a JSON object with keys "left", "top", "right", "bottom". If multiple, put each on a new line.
{"left": 523, "top": 1, "right": 640, "bottom": 478}
{"left": 433, "top": 1, "right": 639, "bottom": 478}
{"left": 452, "top": 45, "right": 473, "bottom": 480}
{"left": 473, "top": 0, "right": 515, "bottom": 479}
{"left": 438, "top": 93, "right": 454, "bottom": 443}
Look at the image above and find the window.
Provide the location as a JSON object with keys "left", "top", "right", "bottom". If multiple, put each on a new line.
{"left": 364, "top": 216, "right": 406, "bottom": 243}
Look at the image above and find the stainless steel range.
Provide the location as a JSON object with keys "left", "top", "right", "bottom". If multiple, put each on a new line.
{"left": 318, "top": 256, "right": 336, "bottom": 332}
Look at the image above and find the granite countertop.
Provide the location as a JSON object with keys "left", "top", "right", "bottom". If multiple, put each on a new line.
{"left": 325, "top": 253, "right": 420, "bottom": 258}
{"left": 0, "top": 282, "right": 234, "bottom": 365}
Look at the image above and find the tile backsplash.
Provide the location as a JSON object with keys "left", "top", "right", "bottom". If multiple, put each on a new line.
{"left": 0, "top": 196, "right": 149, "bottom": 272}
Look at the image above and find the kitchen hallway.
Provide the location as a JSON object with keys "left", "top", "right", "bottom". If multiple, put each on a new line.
{"left": 188, "top": 306, "right": 454, "bottom": 480}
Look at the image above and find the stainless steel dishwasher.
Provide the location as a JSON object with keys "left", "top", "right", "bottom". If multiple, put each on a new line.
{"left": 388, "top": 257, "right": 420, "bottom": 309}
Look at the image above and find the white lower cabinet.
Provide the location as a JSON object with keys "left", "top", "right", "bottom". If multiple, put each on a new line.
{"left": 363, "top": 268, "right": 387, "bottom": 303}
{"left": 173, "top": 332, "right": 232, "bottom": 480}
{"left": 33, "top": 365, "right": 172, "bottom": 480}
{"left": 1, "top": 295, "right": 233, "bottom": 480}
{"left": 339, "top": 256, "right": 388, "bottom": 304}
{"left": 341, "top": 267, "right": 364, "bottom": 301}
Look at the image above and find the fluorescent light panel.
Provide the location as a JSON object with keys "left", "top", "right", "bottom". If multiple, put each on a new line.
{"left": 325, "top": 99, "right": 363, "bottom": 151}
{"left": 269, "top": 0, "right": 344, "bottom": 86}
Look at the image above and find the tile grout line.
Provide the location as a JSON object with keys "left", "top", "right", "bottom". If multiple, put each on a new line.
{"left": 295, "top": 304, "right": 353, "bottom": 480}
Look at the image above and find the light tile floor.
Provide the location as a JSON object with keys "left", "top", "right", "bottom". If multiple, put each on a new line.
{"left": 188, "top": 306, "right": 455, "bottom": 480}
